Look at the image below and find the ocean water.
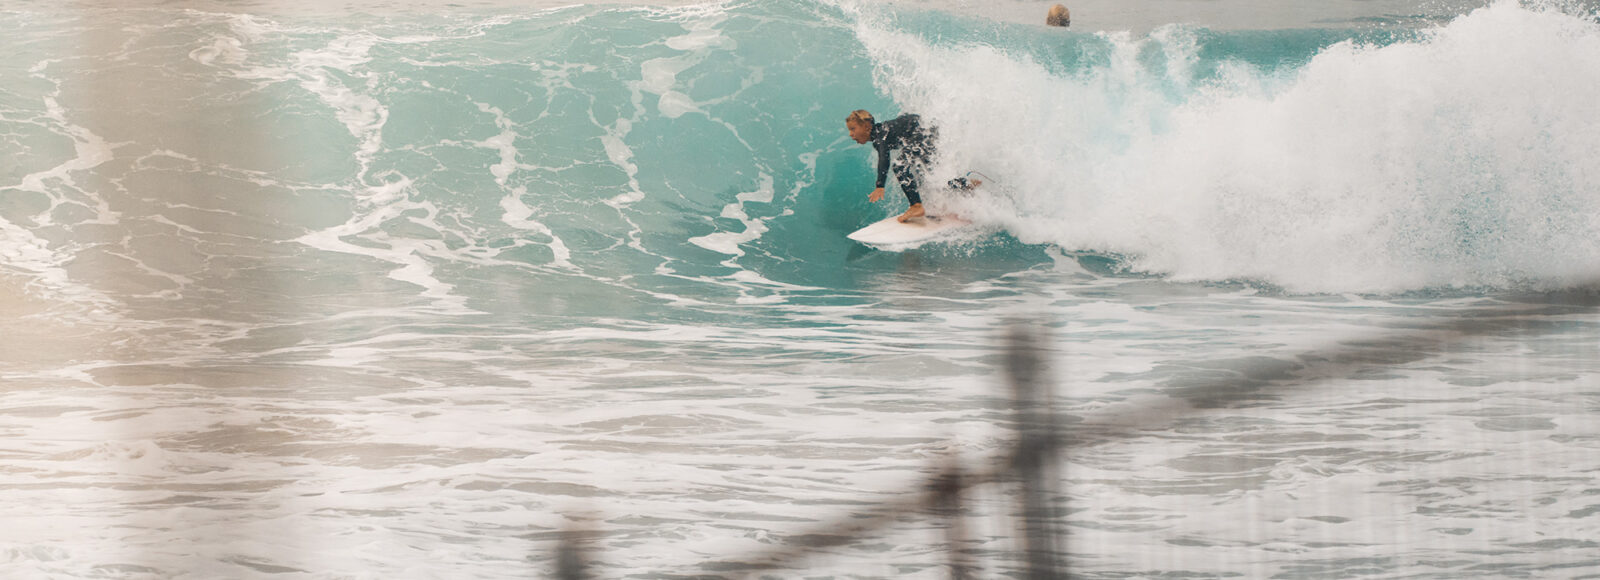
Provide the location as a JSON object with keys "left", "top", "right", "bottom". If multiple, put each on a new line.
{"left": 5, "top": 0, "right": 1600, "bottom": 577}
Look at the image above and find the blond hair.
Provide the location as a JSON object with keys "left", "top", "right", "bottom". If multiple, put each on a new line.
{"left": 1046, "top": 4, "right": 1070, "bottom": 27}
{"left": 846, "top": 109, "right": 874, "bottom": 127}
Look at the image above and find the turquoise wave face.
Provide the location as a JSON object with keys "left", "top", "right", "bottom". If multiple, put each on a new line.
{"left": 5, "top": 0, "right": 1600, "bottom": 305}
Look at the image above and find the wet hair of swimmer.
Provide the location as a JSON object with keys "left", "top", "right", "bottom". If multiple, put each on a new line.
{"left": 1047, "top": 4, "right": 1070, "bottom": 27}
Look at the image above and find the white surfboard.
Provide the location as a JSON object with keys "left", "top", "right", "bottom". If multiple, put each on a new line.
{"left": 847, "top": 214, "right": 973, "bottom": 248}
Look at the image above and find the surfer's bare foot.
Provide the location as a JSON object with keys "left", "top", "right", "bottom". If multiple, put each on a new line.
{"left": 898, "top": 204, "right": 925, "bottom": 223}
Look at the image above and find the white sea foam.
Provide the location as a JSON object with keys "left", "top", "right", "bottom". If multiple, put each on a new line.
{"left": 477, "top": 102, "right": 576, "bottom": 269}
{"left": 688, "top": 172, "right": 774, "bottom": 256}
{"left": 858, "top": 0, "right": 1600, "bottom": 292}
{"left": 21, "top": 93, "right": 119, "bottom": 225}
{"left": 290, "top": 35, "right": 389, "bottom": 174}
{"left": 499, "top": 193, "right": 575, "bottom": 268}
{"left": 0, "top": 60, "right": 122, "bottom": 314}
{"left": 644, "top": 9, "right": 731, "bottom": 120}
{"left": 231, "top": 26, "right": 481, "bottom": 312}
{"left": 188, "top": 35, "right": 247, "bottom": 66}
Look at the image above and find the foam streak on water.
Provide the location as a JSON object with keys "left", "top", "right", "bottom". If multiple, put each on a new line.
{"left": 4, "top": 1, "right": 1600, "bottom": 578}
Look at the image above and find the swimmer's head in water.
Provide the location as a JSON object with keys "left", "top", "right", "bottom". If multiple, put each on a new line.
{"left": 1047, "top": 4, "right": 1070, "bottom": 27}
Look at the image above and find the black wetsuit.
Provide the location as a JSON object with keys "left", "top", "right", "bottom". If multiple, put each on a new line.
{"left": 870, "top": 114, "right": 937, "bottom": 206}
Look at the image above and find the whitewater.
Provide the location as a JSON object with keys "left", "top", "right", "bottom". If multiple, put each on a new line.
{"left": 4, "top": 0, "right": 1600, "bottom": 577}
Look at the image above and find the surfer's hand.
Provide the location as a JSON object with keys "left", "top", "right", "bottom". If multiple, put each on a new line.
{"left": 868, "top": 187, "right": 884, "bottom": 202}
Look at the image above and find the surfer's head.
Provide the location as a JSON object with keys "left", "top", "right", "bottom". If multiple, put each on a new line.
{"left": 1046, "top": 4, "right": 1070, "bottom": 27}
{"left": 846, "top": 110, "right": 874, "bottom": 144}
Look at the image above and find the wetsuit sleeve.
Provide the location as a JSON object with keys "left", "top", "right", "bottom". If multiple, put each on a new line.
{"left": 874, "top": 141, "right": 891, "bottom": 189}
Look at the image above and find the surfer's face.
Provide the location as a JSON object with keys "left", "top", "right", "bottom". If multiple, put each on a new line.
{"left": 847, "top": 120, "right": 871, "bottom": 144}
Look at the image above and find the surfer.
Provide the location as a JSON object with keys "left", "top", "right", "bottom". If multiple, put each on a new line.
{"left": 847, "top": 109, "right": 937, "bottom": 223}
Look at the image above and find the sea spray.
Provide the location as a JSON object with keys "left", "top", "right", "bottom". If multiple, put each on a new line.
{"left": 850, "top": 0, "right": 1600, "bottom": 292}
